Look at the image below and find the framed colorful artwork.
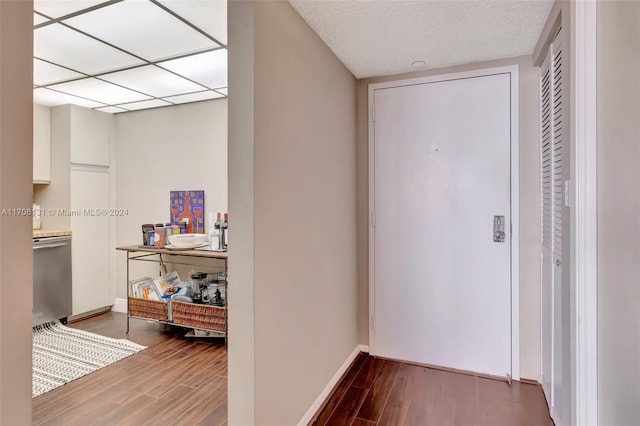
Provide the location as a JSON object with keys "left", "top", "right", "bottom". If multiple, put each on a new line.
{"left": 170, "top": 190, "right": 204, "bottom": 234}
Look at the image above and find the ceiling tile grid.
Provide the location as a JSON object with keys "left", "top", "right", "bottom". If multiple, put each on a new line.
{"left": 63, "top": 0, "right": 219, "bottom": 61}
{"left": 158, "top": 49, "right": 228, "bottom": 90}
{"left": 34, "top": 59, "right": 85, "bottom": 86}
{"left": 34, "top": 87, "right": 106, "bottom": 109}
{"left": 34, "top": 23, "right": 144, "bottom": 75}
{"left": 99, "top": 65, "right": 206, "bottom": 98}
{"left": 33, "top": 0, "right": 228, "bottom": 113}
{"left": 35, "top": 0, "right": 108, "bottom": 19}
{"left": 48, "top": 78, "right": 153, "bottom": 105}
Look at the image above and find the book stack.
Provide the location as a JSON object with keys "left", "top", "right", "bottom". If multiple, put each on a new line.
{"left": 129, "top": 271, "right": 186, "bottom": 301}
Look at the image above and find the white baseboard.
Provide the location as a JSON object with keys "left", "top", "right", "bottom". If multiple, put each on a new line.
{"left": 297, "top": 345, "right": 366, "bottom": 426}
{"left": 112, "top": 298, "right": 127, "bottom": 313}
{"left": 359, "top": 344, "right": 369, "bottom": 353}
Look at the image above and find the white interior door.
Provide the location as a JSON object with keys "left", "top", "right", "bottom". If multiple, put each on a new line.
{"left": 371, "top": 71, "right": 514, "bottom": 378}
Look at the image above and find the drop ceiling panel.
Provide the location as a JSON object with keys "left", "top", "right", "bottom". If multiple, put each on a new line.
{"left": 35, "top": 24, "right": 143, "bottom": 74}
{"left": 34, "top": 88, "right": 105, "bottom": 108}
{"left": 95, "top": 106, "right": 128, "bottom": 114}
{"left": 99, "top": 65, "right": 205, "bottom": 97}
{"left": 34, "top": 59, "right": 85, "bottom": 86}
{"left": 158, "top": 50, "right": 227, "bottom": 89}
{"left": 49, "top": 78, "right": 152, "bottom": 105}
{"left": 158, "top": 0, "right": 228, "bottom": 45}
{"left": 65, "top": 0, "right": 219, "bottom": 62}
{"left": 116, "top": 99, "right": 172, "bottom": 111}
{"left": 34, "top": 0, "right": 109, "bottom": 19}
{"left": 163, "top": 90, "right": 224, "bottom": 104}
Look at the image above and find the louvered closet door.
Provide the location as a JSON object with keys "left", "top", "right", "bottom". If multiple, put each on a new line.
{"left": 540, "top": 50, "right": 553, "bottom": 405}
{"left": 540, "top": 27, "right": 572, "bottom": 426}
{"left": 550, "top": 31, "right": 572, "bottom": 426}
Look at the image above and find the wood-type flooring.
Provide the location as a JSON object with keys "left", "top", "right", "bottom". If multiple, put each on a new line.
{"left": 32, "top": 312, "right": 227, "bottom": 426}
{"left": 33, "top": 313, "right": 552, "bottom": 426}
{"left": 312, "top": 353, "right": 553, "bottom": 426}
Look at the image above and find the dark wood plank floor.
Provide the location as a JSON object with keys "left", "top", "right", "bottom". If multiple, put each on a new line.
{"left": 312, "top": 353, "right": 554, "bottom": 426}
{"left": 32, "top": 312, "right": 227, "bottom": 426}
{"left": 34, "top": 313, "right": 552, "bottom": 426}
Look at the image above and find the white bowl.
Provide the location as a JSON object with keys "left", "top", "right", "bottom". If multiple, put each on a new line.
{"left": 168, "top": 233, "right": 207, "bottom": 248}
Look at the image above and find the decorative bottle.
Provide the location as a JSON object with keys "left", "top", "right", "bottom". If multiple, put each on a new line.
{"left": 214, "top": 212, "right": 222, "bottom": 250}
{"left": 208, "top": 212, "right": 219, "bottom": 249}
{"left": 221, "top": 213, "right": 228, "bottom": 250}
{"left": 177, "top": 191, "right": 194, "bottom": 233}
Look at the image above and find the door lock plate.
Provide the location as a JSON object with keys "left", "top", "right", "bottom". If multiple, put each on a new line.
{"left": 494, "top": 215, "right": 505, "bottom": 243}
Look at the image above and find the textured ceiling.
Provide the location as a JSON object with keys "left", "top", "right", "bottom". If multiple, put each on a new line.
{"left": 288, "top": 0, "right": 554, "bottom": 79}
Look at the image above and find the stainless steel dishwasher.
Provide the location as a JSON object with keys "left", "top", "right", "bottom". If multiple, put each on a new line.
{"left": 33, "top": 235, "right": 72, "bottom": 326}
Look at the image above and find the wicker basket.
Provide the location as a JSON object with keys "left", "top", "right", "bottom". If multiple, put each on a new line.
{"left": 171, "top": 301, "right": 226, "bottom": 332}
{"left": 128, "top": 297, "right": 169, "bottom": 321}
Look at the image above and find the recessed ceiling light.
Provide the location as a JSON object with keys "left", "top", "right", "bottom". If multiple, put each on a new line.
{"left": 411, "top": 60, "right": 426, "bottom": 67}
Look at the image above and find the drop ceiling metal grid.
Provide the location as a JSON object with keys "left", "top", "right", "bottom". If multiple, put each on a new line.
{"left": 33, "top": 0, "right": 227, "bottom": 113}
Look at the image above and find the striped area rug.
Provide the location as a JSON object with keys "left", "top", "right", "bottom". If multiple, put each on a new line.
{"left": 32, "top": 321, "right": 146, "bottom": 398}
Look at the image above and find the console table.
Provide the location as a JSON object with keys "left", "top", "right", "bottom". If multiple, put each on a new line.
{"left": 116, "top": 245, "right": 228, "bottom": 341}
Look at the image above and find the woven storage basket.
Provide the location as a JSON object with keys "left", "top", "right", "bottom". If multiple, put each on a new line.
{"left": 128, "top": 297, "right": 169, "bottom": 321}
{"left": 171, "top": 301, "right": 226, "bottom": 332}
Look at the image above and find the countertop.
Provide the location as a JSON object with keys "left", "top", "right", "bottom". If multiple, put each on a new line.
{"left": 33, "top": 230, "right": 72, "bottom": 238}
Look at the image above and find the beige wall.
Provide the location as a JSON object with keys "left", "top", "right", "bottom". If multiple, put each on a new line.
{"left": 227, "top": 0, "right": 255, "bottom": 424}
{"left": 228, "top": 1, "right": 359, "bottom": 424}
{"left": 356, "top": 55, "right": 542, "bottom": 380}
{"left": 597, "top": 1, "right": 640, "bottom": 424}
{"left": 0, "top": 0, "right": 34, "bottom": 423}
{"left": 114, "top": 99, "right": 228, "bottom": 299}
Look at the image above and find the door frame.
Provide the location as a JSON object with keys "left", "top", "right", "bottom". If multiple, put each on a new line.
{"left": 368, "top": 65, "right": 521, "bottom": 380}
{"left": 572, "top": 0, "right": 598, "bottom": 423}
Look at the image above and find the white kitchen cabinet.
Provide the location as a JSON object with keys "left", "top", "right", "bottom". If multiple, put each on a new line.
{"left": 33, "top": 104, "right": 51, "bottom": 183}
{"left": 38, "top": 104, "right": 115, "bottom": 317}
{"left": 70, "top": 105, "right": 111, "bottom": 167}
{"left": 70, "top": 166, "right": 111, "bottom": 315}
